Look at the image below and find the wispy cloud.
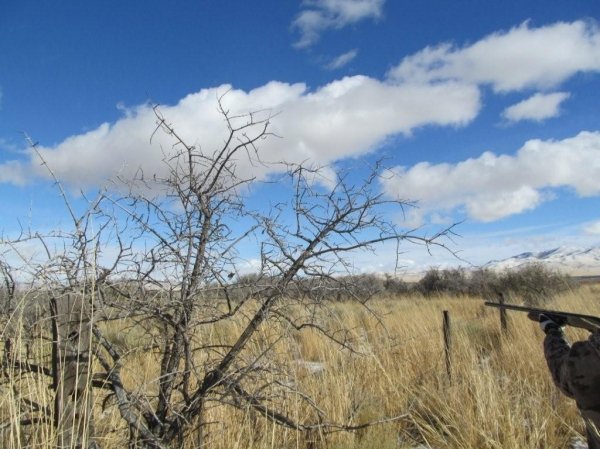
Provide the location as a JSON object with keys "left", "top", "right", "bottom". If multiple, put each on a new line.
{"left": 0, "top": 160, "right": 27, "bottom": 186}
{"left": 0, "top": 137, "right": 20, "bottom": 154}
{"left": 388, "top": 20, "right": 600, "bottom": 92}
{"left": 325, "top": 49, "right": 358, "bottom": 70}
{"left": 293, "top": 0, "right": 385, "bottom": 48}
{"left": 381, "top": 131, "right": 600, "bottom": 223}
{"left": 502, "top": 92, "right": 570, "bottom": 122}
{"left": 584, "top": 220, "right": 600, "bottom": 235}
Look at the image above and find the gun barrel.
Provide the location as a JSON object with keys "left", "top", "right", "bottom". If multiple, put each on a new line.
{"left": 484, "top": 301, "right": 600, "bottom": 332}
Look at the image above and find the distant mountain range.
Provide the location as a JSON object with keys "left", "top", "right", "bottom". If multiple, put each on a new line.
{"left": 483, "top": 246, "right": 600, "bottom": 276}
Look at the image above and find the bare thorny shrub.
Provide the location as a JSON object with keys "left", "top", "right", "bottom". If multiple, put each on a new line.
{"left": 0, "top": 97, "right": 456, "bottom": 448}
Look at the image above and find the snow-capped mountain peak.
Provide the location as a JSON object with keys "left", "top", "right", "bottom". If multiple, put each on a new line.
{"left": 484, "top": 246, "right": 600, "bottom": 275}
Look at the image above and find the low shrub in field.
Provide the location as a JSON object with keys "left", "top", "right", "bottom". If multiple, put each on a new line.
{"left": 415, "top": 267, "right": 470, "bottom": 296}
{"left": 415, "top": 263, "right": 572, "bottom": 303}
{"left": 499, "top": 263, "right": 573, "bottom": 305}
{"left": 280, "top": 264, "right": 573, "bottom": 302}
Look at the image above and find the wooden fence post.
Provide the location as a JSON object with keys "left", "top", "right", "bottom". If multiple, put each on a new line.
{"left": 499, "top": 293, "right": 508, "bottom": 334}
{"left": 54, "top": 294, "right": 94, "bottom": 449}
{"left": 443, "top": 310, "right": 452, "bottom": 381}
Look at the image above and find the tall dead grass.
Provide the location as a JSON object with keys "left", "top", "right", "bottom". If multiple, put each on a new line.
{"left": 2, "top": 285, "right": 598, "bottom": 448}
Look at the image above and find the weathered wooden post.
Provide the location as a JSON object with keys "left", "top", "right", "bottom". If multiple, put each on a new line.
{"left": 498, "top": 293, "right": 508, "bottom": 334}
{"left": 443, "top": 310, "right": 452, "bottom": 381}
{"left": 53, "top": 294, "right": 94, "bottom": 449}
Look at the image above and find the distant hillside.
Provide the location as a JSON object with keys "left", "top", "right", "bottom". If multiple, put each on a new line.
{"left": 484, "top": 246, "right": 600, "bottom": 276}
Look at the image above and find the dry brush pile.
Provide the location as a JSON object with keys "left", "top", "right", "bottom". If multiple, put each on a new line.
{"left": 0, "top": 100, "right": 455, "bottom": 449}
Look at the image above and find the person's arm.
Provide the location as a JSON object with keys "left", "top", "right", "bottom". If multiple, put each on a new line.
{"left": 542, "top": 319, "right": 575, "bottom": 398}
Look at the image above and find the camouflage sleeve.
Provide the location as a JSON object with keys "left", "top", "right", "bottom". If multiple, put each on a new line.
{"left": 543, "top": 329, "right": 575, "bottom": 399}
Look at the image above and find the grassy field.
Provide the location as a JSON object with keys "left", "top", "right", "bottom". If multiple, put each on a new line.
{"left": 2, "top": 284, "right": 599, "bottom": 448}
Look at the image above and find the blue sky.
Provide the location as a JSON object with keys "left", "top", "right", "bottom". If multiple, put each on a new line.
{"left": 1, "top": 0, "right": 600, "bottom": 272}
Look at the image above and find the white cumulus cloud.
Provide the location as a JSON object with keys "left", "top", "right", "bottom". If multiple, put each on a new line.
{"left": 381, "top": 131, "right": 600, "bottom": 223}
{"left": 5, "top": 19, "right": 599, "bottom": 202}
{"left": 502, "top": 92, "right": 570, "bottom": 122}
{"left": 0, "top": 76, "right": 480, "bottom": 188}
{"left": 293, "top": 0, "right": 385, "bottom": 48}
{"left": 388, "top": 20, "right": 600, "bottom": 92}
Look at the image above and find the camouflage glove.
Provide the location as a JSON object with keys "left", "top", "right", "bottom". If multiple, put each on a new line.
{"left": 537, "top": 313, "right": 566, "bottom": 334}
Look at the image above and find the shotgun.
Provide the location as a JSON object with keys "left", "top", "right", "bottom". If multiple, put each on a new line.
{"left": 485, "top": 301, "right": 600, "bottom": 332}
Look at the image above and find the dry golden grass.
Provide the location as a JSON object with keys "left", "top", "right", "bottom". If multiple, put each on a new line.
{"left": 3, "top": 284, "right": 599, "bottom": 448}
